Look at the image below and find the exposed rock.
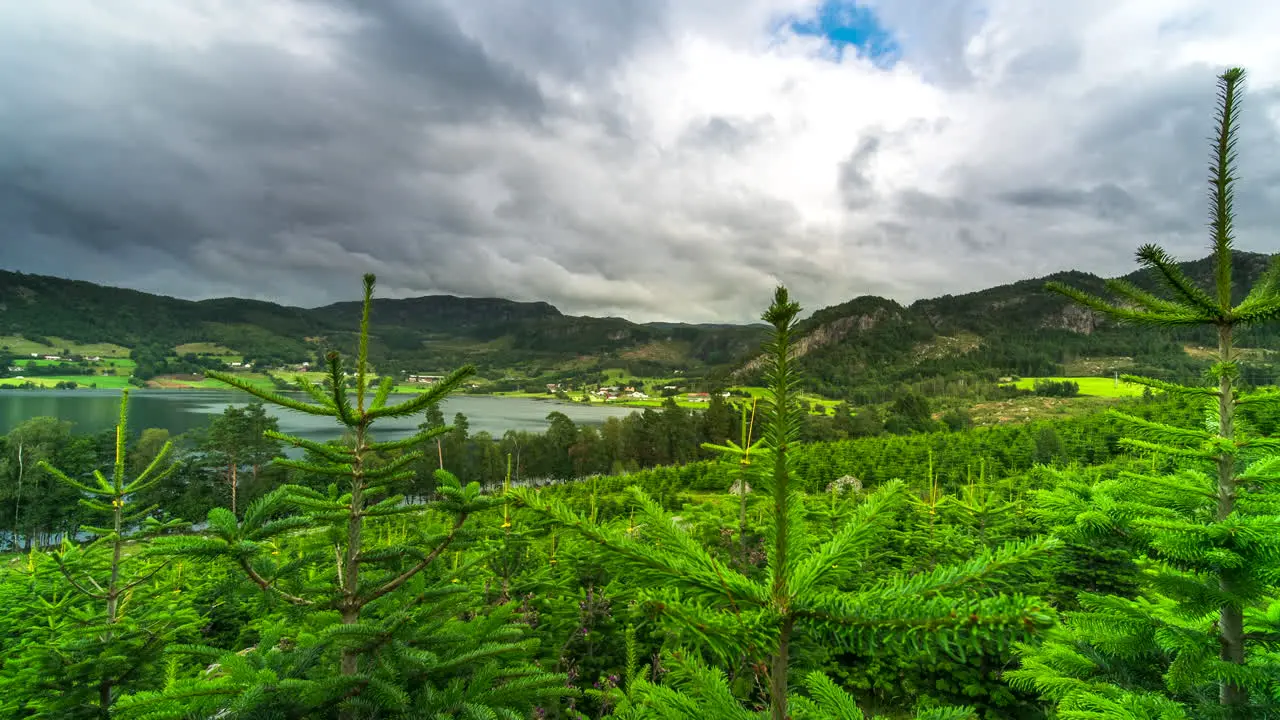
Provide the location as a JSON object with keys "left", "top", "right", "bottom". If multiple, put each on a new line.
{"left": 734, "top": 308, "right": 898, "bottom": 376}
{"left": 826, "top": 475, "right": 863, "bottom": 494}
{"left": 1042, "top": 304, "right": 1100, "bottom": 334}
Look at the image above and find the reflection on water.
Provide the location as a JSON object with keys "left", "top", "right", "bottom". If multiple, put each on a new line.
{"left": 0, "top": 389, "right": 637, "bottom": 442}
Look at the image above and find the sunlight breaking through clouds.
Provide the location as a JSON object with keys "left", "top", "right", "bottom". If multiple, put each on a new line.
{"left": 783, "top": 0, "right": 902, "bottom": 67}
{"left": 0, "top": 0, "right": 1278, "bottom": 321}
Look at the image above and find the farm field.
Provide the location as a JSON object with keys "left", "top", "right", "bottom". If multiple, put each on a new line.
{"left": 173, "top": 342, "right": 238, "bottom": 356}
{"left": 0, "top": 335, "right": 130, "bottom": 358}
{"left": 1012, "top": 376, "right": 1149, "bottom": 398}
{"left": 728, "top": 385, "right": 841, "bottom": 413}
{"left": 0, "top": 374, "right": 132, "bottom": 389}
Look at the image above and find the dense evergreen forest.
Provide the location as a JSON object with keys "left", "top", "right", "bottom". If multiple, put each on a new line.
{"left": 3, "top": 68, "right": 1280, "bottom": 720}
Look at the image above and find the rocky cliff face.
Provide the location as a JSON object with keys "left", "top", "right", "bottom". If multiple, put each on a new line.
{"left": 735, "top": 307, "right": 899, "bottom": 375}
{"left": 1041, "top": 304, "right": 1101, "bottom": 334}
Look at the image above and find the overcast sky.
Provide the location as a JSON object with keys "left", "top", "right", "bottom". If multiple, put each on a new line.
{"left": 1, "top": 1, "right": 1278, "bottom": 322}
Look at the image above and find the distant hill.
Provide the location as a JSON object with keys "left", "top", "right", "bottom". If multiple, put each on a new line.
{"left": 739, "top": 250, "right": 1280, "bottom": 401}
{"left": 1, "top": 250, "right": 1276, "bottom": 395}
{"left": 0, "top": 270, "right": 765, "bottom": 379}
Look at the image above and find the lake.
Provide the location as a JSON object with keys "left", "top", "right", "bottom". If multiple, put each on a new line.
{"left": 0, "top": 389, "right": 639, "bottom": 443}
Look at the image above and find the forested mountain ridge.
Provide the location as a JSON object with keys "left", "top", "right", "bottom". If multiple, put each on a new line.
{"left": 732, "top": 250, "right": 1280, "bottom": 399}
{"left": 1, "top": 250, "right": 1276, "bottom": 393}
{"left": 0, "top": 269, "right": 767, "bottom": 376}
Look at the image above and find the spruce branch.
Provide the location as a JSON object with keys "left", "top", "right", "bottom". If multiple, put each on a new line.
{"left": 1105, "top": 411, "right": 1215, "bottom": 447}
{"left": 359, "top": 513, "right": 467, "bottom": 606}
{"left": 295, "top": 373, "right": 340, "bottom": 409}
{"left": 369, "top": 375, "right": 395, "bottom": 411}
{"left": 263, "top": 430, "right": 355, "bottom": 463}
{"left": 1136, "top": 244, "right": 1224, "bottom": 318}
{"left": 203, "top": 370, "right": 335, "bottom": 416}
{"left": 367, "top": 364, "right": 476, "bottom": 419}
{"left": 789, "top": 481, "right": 904, "bottom": 596}
{"left": 1116, "top": 375, "right": 1219, "bottom": 398}
{"left": 1237, "top": 254, "right": 1280, "bottom": 312}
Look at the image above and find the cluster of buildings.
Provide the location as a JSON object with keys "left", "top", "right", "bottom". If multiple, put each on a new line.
{"left": 25, "top": 353, "right": 101, "bottom": 362}
{"left": 583, "top": 386, "right": 725, "bottom": 403}
{"left": 406, "top": 373, "right": 445, "bottom": 384}
{"left": 590, "top": 385, "right": 649, "bottom": 401}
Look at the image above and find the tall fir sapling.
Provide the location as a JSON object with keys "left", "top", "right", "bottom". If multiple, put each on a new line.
{"left": 0, "top": 390, "right": 196, "bottom": 719}
{"left": 116, "top": 274, "right": 569, "bottom": 718}
{"left": 1010, "top": 67, "right": 1280, "bottom": 718}
{"left": 515, "top": 286, "right": 1058, "bottom": 720}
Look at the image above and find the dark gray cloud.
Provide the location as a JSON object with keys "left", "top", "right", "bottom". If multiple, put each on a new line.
{"left": 1, "top": 1, "right": 1278, "bottom": 323}
{"left": 895, "top": 189, "right": 981, "bottom": 220}
{"left": 996, "top": 184, "right": 1137, "bottom": 221}
{"left": 838, "top": 136, "right": 881, "bottom": 210}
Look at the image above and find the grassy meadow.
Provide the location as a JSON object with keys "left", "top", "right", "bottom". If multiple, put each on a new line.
{"left": 0, "top": 335, "right": 131, "bottom": 358}
{"left": 0, "top": 375, "right": 133, "bottom": 389}
{"left": 1012, "top": 376, "right": 1150, "bottom": 398}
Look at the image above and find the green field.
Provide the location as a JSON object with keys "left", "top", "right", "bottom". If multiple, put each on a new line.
{"left": 0, "top": 335, "right": 130, "bottom": 358}
{"left": 729, "top": 386, "right": 839, "bottom": 414}
{"left": 1013, "top": 376, "right": 1149, "bottom": 398}
{"left": 174, "top": 342, "right": 240, "bottom": 357}
{"left": 0, "top": 374, "right": 132, "bottom": 389}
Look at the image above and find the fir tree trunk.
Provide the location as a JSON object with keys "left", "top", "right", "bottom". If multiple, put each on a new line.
{"left": 769, "top": 366, "right": 792, "bottom": 720}
{"left": 229, "top": 460, "right": 238, "bottom": 516}
{"left": 12, "top": 441, "right": 22, "bottom": 549}
{"left": 340, "top": 422, "right": 367, "bottom": 678}
{"left": 101, "top": 453, "right": 125, "bottom": 715}
{"left": 770, "top": 617, "right": 794, "bottom": 720}
{"left": 1215, "top": 322, "right": 1246, "bottom": 708}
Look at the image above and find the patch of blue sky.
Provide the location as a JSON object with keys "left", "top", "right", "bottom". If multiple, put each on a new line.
{"left": 780, "top": 0, "right": 902, "bottom": 68}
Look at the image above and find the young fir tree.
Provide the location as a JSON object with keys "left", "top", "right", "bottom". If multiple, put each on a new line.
{"left": 0, "top": 391, "right": 196, "bottom": 719}
{"left": 117, "top": 275, "right": 568, "bottom": 719}
{"left": 515, "top": 287, "right": 1058, "bottom": 720}
{"left": 720, "top": 398, "right": 765, "bottom": 567}
{"left": 1009, "top": 68, "right": 1280, "bottom": 718}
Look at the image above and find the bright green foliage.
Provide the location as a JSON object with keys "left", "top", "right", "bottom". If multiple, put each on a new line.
{"left": 822, "top": 468, "right": 1053, "bottom": 719}
{"left": 1011, "top": 68, "right": 1280, "bottom": 718}
{"left": 516, "top": 287, "right": 1058, "bottom": 719}
{"left": 121, "top": 275, "right": 569, "bottom": 718}
{"left": 592, "top": 637, "right": 989, "bottom": 719}
{"left": 0, "top": 391, "right": 198, "bottom": 718}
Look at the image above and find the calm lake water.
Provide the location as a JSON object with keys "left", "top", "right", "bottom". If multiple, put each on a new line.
{"left": 0, "top": 389, "right": 638, "bottom": 442}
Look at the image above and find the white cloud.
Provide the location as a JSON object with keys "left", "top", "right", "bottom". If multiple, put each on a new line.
{"left": 1, "top": 0, "right": 1277, "bottom": 322}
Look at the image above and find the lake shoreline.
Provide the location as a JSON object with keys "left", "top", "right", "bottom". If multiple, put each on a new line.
{"left": 0, "top": 380, "right": 710, "bottom": 410}
{"left": 0, "top": 388, "right": 642, "bottom": 440}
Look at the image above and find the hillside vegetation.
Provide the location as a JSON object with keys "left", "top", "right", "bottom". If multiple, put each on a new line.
{"left": 3, "top": 59, "right": 1280, "bottom": 720}
{"left": 3, "top": 251, "right": 1278, "bottom": 400}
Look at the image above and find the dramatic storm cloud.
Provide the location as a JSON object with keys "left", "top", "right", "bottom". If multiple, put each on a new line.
{"left": 2, "top": 0, "right": 1279, "bottom": 321}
